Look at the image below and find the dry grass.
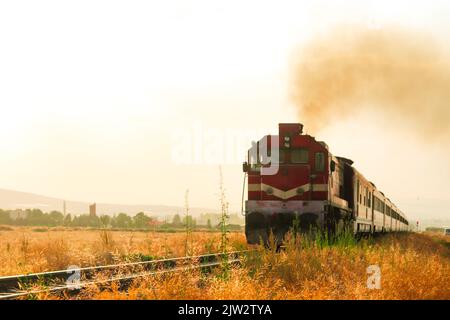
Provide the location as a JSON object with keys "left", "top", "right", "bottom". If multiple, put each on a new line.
{"left": 90, "top": 232, "right": 450, "bottom": 300}
{"left": 1, "top": 226, "right": 449, "bottom": 300}
{"left": 0, "top": 226, "right": 246, "bottom": 276}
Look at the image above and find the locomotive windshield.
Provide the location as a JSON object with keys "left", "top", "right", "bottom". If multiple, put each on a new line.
{"left": 291, "top": 148, "right": 309, "bottom": 163}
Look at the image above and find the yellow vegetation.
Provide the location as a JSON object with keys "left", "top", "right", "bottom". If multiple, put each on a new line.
{"left": 1, "top": 227, "right": 449, "bottom": 300}
{"left": 0, "top": 226, "right": 246, "bottom": 276}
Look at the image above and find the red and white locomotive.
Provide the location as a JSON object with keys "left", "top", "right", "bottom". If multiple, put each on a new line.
{"left": 243, "top": 123, "right": 409, "bottom": 244}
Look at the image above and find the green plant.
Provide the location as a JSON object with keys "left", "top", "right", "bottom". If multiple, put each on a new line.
{"left": 99, "top": 229, "right": 113, "bottom": 248}
{"left": 20, "top": 235, "right": 30, "bottom": 262}
{"left": 184, "top": 189, "right": 193, "bottom": 257}
{"left": 218, "top": 166, "right": 230, "bottom": 280}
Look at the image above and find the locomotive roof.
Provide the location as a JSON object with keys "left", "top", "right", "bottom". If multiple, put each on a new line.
{"left": 336, "top": 156, "right": 354, "bottom": 166}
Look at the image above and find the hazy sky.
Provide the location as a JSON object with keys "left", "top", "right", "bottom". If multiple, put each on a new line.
{"left": 1, "top": 0, "right": 449, "bottom": 220}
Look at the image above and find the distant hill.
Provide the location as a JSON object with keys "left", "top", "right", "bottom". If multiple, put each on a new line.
{"left": 0, "top": 188, "right": 216, "bottom": 218}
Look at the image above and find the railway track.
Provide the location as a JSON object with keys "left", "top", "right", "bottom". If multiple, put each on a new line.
{"left": 0, "top": 250, "right": 256, "bottom": 300}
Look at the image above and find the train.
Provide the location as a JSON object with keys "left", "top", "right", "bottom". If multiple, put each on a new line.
{"left": 243, "top": 123, "right": 409, "bottom": 245}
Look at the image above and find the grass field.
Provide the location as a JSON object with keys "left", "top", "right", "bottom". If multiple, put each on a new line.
{"left": 0, "top": 226, "right": 247, "bottom": 276}
{"left": 0, "top": 226, "right": 449, "bottom": 300}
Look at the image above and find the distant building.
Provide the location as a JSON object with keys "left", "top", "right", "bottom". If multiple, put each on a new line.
{"left": 89, "top": 203, "right": 97, "bottom": 217}
{"left": 148, "top": 219, "right": 163, "bottom": 227}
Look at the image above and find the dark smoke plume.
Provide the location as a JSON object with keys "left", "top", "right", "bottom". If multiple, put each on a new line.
{"left": 291, "top": 26, "right": 450, "bottom": 139}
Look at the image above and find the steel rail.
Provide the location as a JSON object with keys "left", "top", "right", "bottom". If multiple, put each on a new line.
{"left": 0, "top": 250, "right": 256, "bottom": 300}
{"left": 0, "top": 258, "right": 242, "bottom": 300}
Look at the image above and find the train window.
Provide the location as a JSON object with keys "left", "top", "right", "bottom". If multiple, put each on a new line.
{"left": 357, "top": 181, "right": 360, "bottom": 203}
{"left": 377, "top": 198, "right": 384, "bottom": 213}
{"left": 315, "top": 152, "right": 325, "bottom": 171}
{"left": 291, "top": 148, "right": 309, "bottom": 163}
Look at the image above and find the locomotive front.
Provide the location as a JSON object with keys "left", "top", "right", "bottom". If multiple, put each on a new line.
{"left": 243, "top": 123, "right": 341, "bottom": 245}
